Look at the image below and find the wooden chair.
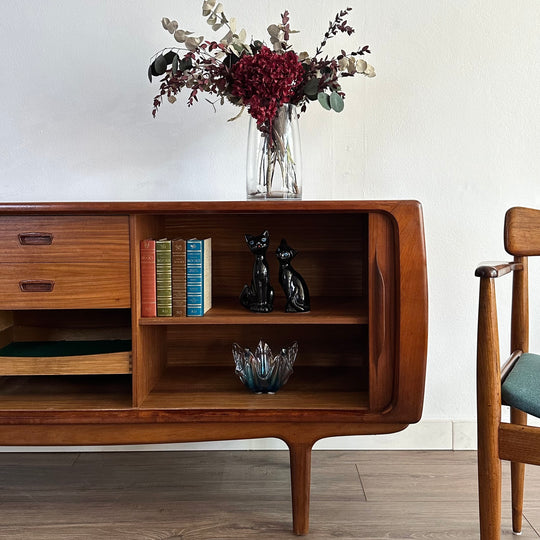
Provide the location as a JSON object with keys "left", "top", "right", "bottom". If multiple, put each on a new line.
{"left": 476, "top": 206, "right": 540, "bottom": 538}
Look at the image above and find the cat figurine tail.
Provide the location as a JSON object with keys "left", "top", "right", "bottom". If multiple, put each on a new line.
{"left": 276, "top": 238, "right": 310, "bottom": 313}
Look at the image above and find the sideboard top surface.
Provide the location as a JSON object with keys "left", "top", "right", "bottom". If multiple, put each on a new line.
{"left": 0, "top": 200, "right": 422, "bottom": 215}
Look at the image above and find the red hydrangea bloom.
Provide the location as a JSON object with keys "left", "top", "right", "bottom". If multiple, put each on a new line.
{"left": 229, "top": 47, "right": 305, "bottom": 126}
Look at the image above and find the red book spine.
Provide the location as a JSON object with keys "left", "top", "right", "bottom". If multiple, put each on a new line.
{"left": 140, "top": 239, "right": 156, "bottom": 317}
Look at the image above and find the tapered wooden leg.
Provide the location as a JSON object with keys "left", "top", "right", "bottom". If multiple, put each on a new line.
{"left": 477, "top": 277, "right": 502, "bottom": 540}
{"left": 477, "top": 409, "right": 502, "bottom": 540}
{"left": 510, "top": 408, "right": 527, "bottom": 534}
{"left": 288, "top": 441, "right": 313, "bottom": 535}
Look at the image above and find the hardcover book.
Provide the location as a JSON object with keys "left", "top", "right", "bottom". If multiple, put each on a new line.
{"left": 171, "top": 238, "right": 187, "bottom": 317}
{"left": 140, "top": 239, "right": 157, "bottom": 317}
{"left": 156, "top": 238, "right": 172, "bottom": 317}
{"left": 186, "top": 238, "right": 212, "bottom": 317}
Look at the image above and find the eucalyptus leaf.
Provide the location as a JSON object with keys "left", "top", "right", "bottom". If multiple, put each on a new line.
{"left": 329, "top": 91, "right": 344, "bottom": 112}
{"left": 231, "top": 42, "right": 244, "bottom": 55}
{"left": 165, "top": 20, "right": 178, "bottom": 34}
{"left": 303, "top": 78, "right": 319, "bottom": 98}
{"left": 147, "top": 64, "right": 153, "bottom": 82}
{"left": 267, "top": 24, "right": 280, "bottom": 37}
{"left": 171, "top": 54, "right": 179, "bottom": 74}
{"left": 356, "top": 58, "right": 367, "bottom": 73}
{"left": 179, "top": 57, "right": 193, "bottom": 71}
{"left": 317, "top": 92, "right": 331, "bottom": 111}
{"left": 162, "top": 18, "right": 177, "bottom": 33}
{"left": 185, "top": 36, "right": 203, "bottom": 51}
{"left": 364, "top": 64, "right": 376, "bottom": 78}
{"left": 153, "top": 54, "right": 168, "bottom": 75}
{"left": 163, "top": 50, "right": 177, "bottom": 64}
{"left": 202, "top": 0, "right": 216, "bottom": 16}
{"left": 174, "top": 29, "right": 186, "bottom": 43}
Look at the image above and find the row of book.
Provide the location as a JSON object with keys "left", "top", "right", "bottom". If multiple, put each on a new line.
{"left": 140, "top": 238, "right": 212, "bottom": 317}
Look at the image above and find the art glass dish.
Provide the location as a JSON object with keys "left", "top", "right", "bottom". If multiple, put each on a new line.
{"left": 232, "top": 340, "right": 298, "bottom": 394}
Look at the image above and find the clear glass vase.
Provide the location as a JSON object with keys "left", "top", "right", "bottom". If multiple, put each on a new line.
{"left": 246, "top": 104, "right": 302, "bottom": 199}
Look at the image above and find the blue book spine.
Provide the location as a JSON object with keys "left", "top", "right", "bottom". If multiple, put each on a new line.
{"left": 186, "top": 239, "right": 204, "bottom": 316}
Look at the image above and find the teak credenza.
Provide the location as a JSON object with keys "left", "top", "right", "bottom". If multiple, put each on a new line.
{"left": 0, "top": 201, "right": 428, "bottom": 535}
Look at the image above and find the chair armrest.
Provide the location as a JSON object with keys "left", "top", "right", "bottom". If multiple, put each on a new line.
{"left": 475, "top": 261, "right": 523, "bottom": 278}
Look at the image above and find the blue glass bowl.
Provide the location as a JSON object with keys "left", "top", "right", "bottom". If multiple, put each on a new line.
{"left": 232, "top": 340, "right": 298, "bottom": 394}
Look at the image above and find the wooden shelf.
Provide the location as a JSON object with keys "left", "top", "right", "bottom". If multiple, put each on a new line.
{"left": 0, "top": 340, "right": 132, "bottom": 376}
{"left": 140, "top": 366, "right": 369, "bottom": 411}
{"left": 0, "top": 374, "right": 132, "bottom": 410}
{"left": 139, "top": 297, "right": 368, "bottom": 326}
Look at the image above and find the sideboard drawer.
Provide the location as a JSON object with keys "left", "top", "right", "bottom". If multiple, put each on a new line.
{"left": 0, "top": 216, "right": 129, "bottom": 262}
{"left": 0, "top": 262, "right": 130, "bottom": 309}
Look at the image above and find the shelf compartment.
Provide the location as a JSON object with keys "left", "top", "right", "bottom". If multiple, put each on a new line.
{"left": 165, "top": 324, "right": 368, "bottom": 369}
{"left": 140, "top": 366, "right": 369, "bottom": 411}
{"left": 139, "top": 297, "right": 368, "bottom": 326}
{"left": 0, "top": 340, "right": 132, "bottom": 375}
{"left": 0, "top": 374, "right": 132, "bottom": 410}
{"left": 133, "top": 212, "right": 368, "bottom": 313}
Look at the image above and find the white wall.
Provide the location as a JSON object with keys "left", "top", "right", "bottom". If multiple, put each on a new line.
{"left": 1, "top": 0, "right": 539, "bottom": 450}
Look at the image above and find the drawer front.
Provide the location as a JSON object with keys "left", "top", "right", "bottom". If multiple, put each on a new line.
{"left": 0, "top": 263, "right": 130, "bottom": 309}
{"left": 0, "top": 216, "right": 129, "bottom": 262}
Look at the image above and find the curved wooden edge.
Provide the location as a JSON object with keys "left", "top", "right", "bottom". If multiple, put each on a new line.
{"left": 0, "top": 421, "right": 410, "bottom": 446}
{"left": 380, "top": 201, "right": 428, "bottom": 423}
{"left": 505, "top": 206, "right": 540, "bottom": 256}
{"left": 475, "top": 261, "right": 522, "bottom": 278}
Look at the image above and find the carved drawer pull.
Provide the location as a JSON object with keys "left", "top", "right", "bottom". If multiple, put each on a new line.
{"left": 18, "top": 232, "right": 54, "bottom": 245}
{"left": 19, "top": 280, "right": 55, "bottom": 292}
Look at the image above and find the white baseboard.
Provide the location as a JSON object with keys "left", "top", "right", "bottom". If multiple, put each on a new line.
{"left": 0, "top": 420, "right": 478, "bottom": 452}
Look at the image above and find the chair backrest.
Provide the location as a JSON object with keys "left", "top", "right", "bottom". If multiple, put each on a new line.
{"left": 505, "top": 207, "right": 540, "bottom": 256}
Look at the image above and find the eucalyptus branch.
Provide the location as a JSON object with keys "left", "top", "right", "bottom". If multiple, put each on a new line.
{"left": 314, "top": 7, "right": 354, "bottom": 58}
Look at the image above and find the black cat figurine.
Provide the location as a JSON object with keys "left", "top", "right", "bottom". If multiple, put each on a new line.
{"left": 240, "top": 230, "right": 274, "bottom": 313}
{"left": 276, "top": 238, "right": 310, "bottom": 313}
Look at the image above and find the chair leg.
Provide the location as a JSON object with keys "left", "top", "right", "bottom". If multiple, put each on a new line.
{"left": 477, "top": 278, "right": 503, "bottom": 539}
{"left": 478, "top": 426, "right": 502, "bottom": 539}
{"left": 510, "top": 408, "right": 527, "bottom": 534}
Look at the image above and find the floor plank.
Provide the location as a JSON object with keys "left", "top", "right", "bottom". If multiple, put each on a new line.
{"left": 0, "top": 450, "right": 539, "bottom": 539}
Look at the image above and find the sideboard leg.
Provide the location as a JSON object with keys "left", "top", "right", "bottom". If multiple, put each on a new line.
{"left": 288, "top": 441, "right": 313, "bottom": 535}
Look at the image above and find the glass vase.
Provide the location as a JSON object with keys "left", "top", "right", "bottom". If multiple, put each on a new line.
{"left": 246, "top": 104, "right": 302, "bottom": 199}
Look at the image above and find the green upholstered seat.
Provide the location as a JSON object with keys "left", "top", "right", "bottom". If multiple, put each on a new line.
{"left": 502, "top": 353, "right": 540, "bottom": 418}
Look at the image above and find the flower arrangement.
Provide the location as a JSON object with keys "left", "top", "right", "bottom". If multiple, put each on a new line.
{"left": 148, "top": 1, "right": 375, "bottom": 132}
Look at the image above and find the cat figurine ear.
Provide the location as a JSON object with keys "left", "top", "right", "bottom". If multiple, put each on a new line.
{"left": 276, "top": 238, "right": 310, "bottom": 313}
{"left": 239, "top": 230, "right": 274, "bottom": 313}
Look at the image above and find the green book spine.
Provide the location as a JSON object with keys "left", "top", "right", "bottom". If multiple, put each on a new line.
{"left": 156, "top": 239, "right": 172, "bottom": 317}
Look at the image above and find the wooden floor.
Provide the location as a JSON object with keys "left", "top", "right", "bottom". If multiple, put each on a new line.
{"left": 1, "top": 450, "right": 540, "bottom": 539}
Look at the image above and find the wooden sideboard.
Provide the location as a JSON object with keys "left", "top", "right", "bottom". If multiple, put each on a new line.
{"left": 0, "top": 201, "right": 428, "bottom": 535}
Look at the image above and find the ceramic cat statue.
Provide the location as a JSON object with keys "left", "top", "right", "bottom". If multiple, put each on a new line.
{"left": 276, "top": 238, "right": 311, "bottom": 313}
{"left": 239, "top": 230, "right": 274, "bottom": 313}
